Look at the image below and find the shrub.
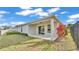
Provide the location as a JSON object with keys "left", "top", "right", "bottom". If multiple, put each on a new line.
{"left": 5, "top": 31, "right": 28, "bottom": 36}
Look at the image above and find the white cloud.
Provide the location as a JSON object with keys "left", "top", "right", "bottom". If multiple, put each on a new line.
{"left": 16, "top": 8, "right": 49, "bottom": 17}
{"left": 35, "top": 12, "right": 49, "bottom": 17}
{"left": 0, "top": 11, "right": 9, "bottom": 14}
{"left": 16, "top": 7, "right": 61, "bottom": 17}
{"left": 66, "top": 13, "right": 79, "bottom": 24}
{"left": 0, "top": 11, "right": 9, "bottom": 22}
{"left": 19, "top": 7, "right": 32, "bottom": 9}
{"left": 16, "top": 8, "right": 43, "bottom": 16}
{"left": 16, "top": 10, "right": 33, "bottom": 16}
{"left": 31, "top": 8, "right": 49, "bottom": 17}
{"left": 60, "top": 11, "right": 67, "bottom": 14}
{"left": 33, "top": 8, "right": 43, "bottom": 13}
{"left": 69, "top": 13, "right": 79, "bottom": 18}
{"left": 66, "top": 19, "right": 74, "bottom": 23}
{"left": 0, "top": 22, "right": 25, "bottom": 26}
{"left": 0, "top": 23, "right": 9, "bottom": 26}
{"left": 11, "top": 22, "right": 25, "bottom": 25}
{"left": 48, "top": 8, "right": 60, "bottom": 13}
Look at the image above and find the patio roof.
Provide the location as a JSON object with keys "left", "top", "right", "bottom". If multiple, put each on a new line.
{"left": 15, "top": 15, "right": 62, "bottom": 27}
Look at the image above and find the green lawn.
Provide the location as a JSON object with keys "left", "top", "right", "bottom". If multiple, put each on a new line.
{"left": 0, "top": 30, "right": 77, "bottom": 51}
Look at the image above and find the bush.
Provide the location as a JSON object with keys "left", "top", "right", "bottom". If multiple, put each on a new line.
{"left": 5, "top": 31, "right": 28, "bottom": 36}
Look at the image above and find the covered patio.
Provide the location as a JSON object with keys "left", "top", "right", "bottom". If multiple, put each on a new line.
{"left": 28, "top": 19, "right": 58, "bottom": 40}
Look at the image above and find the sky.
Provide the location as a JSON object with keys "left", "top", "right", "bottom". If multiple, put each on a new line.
{"left": 0, "top": 7, "right": 79, "bottom": 26}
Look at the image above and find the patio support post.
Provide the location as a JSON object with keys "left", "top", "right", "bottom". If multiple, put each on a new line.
{"left": 50, "top": 19, "right": 58, "bottom": 41}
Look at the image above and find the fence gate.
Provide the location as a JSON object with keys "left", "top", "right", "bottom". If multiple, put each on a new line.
{"left": 70, "top": 22, "right": 79, "bottom": 49}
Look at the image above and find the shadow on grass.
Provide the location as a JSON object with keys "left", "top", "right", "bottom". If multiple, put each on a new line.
{"left": 18, "top": 39, "right": 54, "bottom": 51}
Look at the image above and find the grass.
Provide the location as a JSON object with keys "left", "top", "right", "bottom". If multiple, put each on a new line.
{"left": 0, "top": 34, "right": 34, "bottom": 49}
{"left": 0, "top": 30, "right": 77, "bottom": 51}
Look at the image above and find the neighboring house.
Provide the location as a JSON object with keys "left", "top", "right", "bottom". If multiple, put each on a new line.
{"left": 13, "top": 15, "right": 63, "bottom": 40}
{"left": 0, "top": 29, "right": 13, "bottom": 35}
{"left": 0, "top": 26, "right": 13, "bottom": 35}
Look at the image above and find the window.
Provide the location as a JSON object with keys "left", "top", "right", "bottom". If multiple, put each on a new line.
{"left": 47, "top": 25, "right": 51, "bottom": 33}
{"left": 38, "top": 26, "right": 45, "bottom": 34}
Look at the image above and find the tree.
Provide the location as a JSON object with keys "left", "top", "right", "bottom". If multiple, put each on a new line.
{"left": 67, "top": 24, "right": 73, "bottom": 28}
{"left": 1, "top": 26, "right": 12, "bottom": 30}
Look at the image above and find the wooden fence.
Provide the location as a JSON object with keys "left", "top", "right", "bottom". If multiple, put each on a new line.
{"left": 70, "top": 22, "right": 79, "bottom": 49}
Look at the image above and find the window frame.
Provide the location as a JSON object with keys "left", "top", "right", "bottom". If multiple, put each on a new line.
{"left": 47, "top": 24, "right": 51, "bottom": 33}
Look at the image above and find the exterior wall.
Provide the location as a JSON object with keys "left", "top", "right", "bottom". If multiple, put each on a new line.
{"left": 14, "top": 25, "right": 29, "bottom": 34}
{"left": 28, "top": 20, "right": 52, "bottom": 40}
{"left": 36, "top": 20, "right": 51, "bottom": 38}
{"left": 14, "top": 27, "right": 22, "bottom": 32}
{"left": 21, "top": 25, "right": 29, "bottom": 33}
{"left": 28, "top": 24, "right": 37, "bottom": 36}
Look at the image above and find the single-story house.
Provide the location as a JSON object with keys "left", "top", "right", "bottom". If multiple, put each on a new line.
{"left": 13, "top": 15, "right": 62, "bottom": 40}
